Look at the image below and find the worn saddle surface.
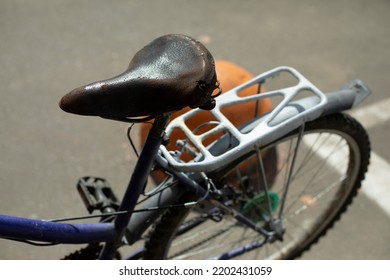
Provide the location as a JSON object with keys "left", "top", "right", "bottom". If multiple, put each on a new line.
{"left": 59, "top": 34, "right": 218, "bottom": 119}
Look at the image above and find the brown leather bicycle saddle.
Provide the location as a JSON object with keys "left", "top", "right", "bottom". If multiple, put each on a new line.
{"left": 59, "top": 34, "right": 218, "bottom": 119}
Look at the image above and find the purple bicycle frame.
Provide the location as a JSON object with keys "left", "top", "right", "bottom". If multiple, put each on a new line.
{"left": 0, "top": 215, "right": 116, "bottom": 244}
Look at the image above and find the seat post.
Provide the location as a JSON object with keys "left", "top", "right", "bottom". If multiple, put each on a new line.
{"left": 99, "top": 113, "right": 171, "bottom": 259}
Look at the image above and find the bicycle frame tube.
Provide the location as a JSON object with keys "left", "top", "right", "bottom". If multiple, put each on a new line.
{"left": 99, "top": 114, "right": 171, "bottom": 259}
{"left": 214, "top": 239, "right": 269, "bottom": 260}
{"left": 0, "top": 215, "right": 116, "bottom": 243}
{"left": 124, "top": 178, "right": 187, "bottom": 244}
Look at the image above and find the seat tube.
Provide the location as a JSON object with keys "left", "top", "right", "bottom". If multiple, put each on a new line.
{"left": 99, "top": 113, "right": 171, "bottom": 259}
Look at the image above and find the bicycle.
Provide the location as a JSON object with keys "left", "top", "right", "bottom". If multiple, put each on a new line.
{"left": 0, "top": 34, "right": 371, "bottom": 260}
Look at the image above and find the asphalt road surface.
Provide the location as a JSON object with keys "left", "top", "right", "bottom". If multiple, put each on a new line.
{"left": 0, "top": 0, "right": 389, "bottom": 259}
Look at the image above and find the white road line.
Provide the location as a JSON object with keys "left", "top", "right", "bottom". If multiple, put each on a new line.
{"left": 360, "top": 153, "right": 390, "bottom": 216}
{"left": 350, "top": 97, "right": 390, "bottom": 129}
{"left": 350, "top": 98, "right": 390, "bottom": 216}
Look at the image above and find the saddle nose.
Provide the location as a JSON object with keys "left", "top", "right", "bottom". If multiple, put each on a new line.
{"left": 59, "top": 81, "right": 105, "bottom": 117}
{"left": 59, "top": 34, "right": 219, "bottom": 120}
{"left": 59, "top": 73, "right": 143, "bottom": 118}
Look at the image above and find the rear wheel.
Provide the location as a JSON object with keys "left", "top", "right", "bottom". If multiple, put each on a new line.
{"left": 144, "top": 113, "right": 370, "bottom": 259}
